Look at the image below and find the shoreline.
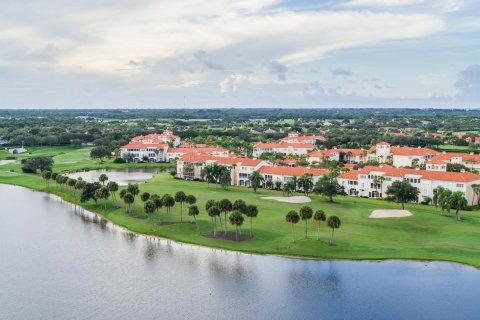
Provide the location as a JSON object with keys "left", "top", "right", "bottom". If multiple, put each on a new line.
{"left": 5, "top": 183, "right": 480, "bottom": 270}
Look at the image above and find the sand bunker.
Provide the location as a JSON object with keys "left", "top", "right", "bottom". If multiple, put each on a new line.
{"left": 261, "top": 196, "right": 311, "bottom": 203}
{"left": 369, "top": 209, "right": 412, "bottom": 218}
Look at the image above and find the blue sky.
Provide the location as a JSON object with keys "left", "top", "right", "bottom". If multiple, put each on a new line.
{"left": 0, "top": 0, "right": 479, "bottom": 108}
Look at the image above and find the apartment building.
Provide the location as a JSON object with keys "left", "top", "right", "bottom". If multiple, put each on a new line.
{"left": 252, "top": 142, "right": 316, "bottom": 157}
{"left": 338, "top": 165, "right": 480, "bottom": 205}
{"left": 368, "top": 141, "right": 439, "bottom": 167}
{"left": 426, "top": 152, "right": 480, "bottom": 172}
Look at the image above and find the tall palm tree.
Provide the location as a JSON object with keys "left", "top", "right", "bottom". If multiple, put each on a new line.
{"left": 471, "top": 184, "right": 480, "bottom": 207}
{"left": 175, "top": 191, "right": 187, "bottom": 222}
{"left": 144, "top": 200, "right": 156, "bottom": 223}
{"left": 229, "top": 211, "right": 244, "bottom": 241}
{"left": 106, "top": 181, "right": 119, "bottom": 205}
{"left": 185, "top": 194, "right": 197, "bottom": 206}
{"left": 432, "top": 186, "right": 445, "bottom": 208}
{"left": 285, "top": 210, "right": 300, "bottom": 242}
{"left": 327, "top": 215, "right": 341, "bottom": 245}
{"left": 208, "top": 207, "right": 220, "bottom": 237}
{"left": 98, "top": 173, "right": 108, "bottom": 186}
{"left": 313, "top": 210, "right": 326, "bottom": 240}
{"left": 249, "top": 171, "right": 264, "bottom": 193}
{"left": 448, "top": 191, "right": 468, "bottom": 221}
{"left": 299, "top": 206, "right": 313, "bottom": 239}
{"left": 298, "top": 174, "right": 314, "bottom": 196}
{"left": 140, "top": 192, "right": 150, "bottom": 203}
{"left": 244, "top": 204, "right": 258, "bottom": 238}
{"left": 217, "top": 198, "right": 232, "bottom": 233}
{"left": 123, "top": 192, "right": 135, "bottom": 214}
{"left": 41, "top": 171, "right": 52, "bottom": 189}
{"left": 188, "top": 205, "right": 200, "bottom": 232}
{"left": 162, "top": 195, "right": 175, "bottom": 222}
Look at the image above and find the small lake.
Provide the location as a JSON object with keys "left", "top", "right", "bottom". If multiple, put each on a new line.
{"left": 1, "top": 184, "right": 480, "bottom": 320}
{"left": 67, "top": 168, "right": 165, "bottom": 185}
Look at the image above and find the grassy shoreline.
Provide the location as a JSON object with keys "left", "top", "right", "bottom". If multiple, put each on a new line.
{"left": 1, "top": 147, "right": 480, "bottom": 268}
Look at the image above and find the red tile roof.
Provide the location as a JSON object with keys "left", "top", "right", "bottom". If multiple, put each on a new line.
{"left": 427, "top": 153, "right": 480, "bottom": 164}
{"left": 121, "top": 142, "right": 166, "bottom": 149}
{"left": 254, "top": 142, "right": 316, "bottom": 149}
{"left": 338, "top": 165, "right": 480, "bottom": 182}
{"left": 258, "top": 166, "right": 328, "bottom": 176}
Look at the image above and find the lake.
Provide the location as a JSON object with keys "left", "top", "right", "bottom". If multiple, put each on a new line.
{"left": 66, "top": 168, "right": 165, "bottom": 185}
{"left": 1, "top": 184, "right": 479, "bottom": 320}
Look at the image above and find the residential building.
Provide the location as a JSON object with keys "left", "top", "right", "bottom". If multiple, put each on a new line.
{"left": 368, "top": 141, "right": 439, "bottom": 167}
{"left": 253, "top": 142, "right": 316, "bottom": 157}
{"left": 280, "top": 131, "right": 327, "bottom": 144}
{"left": 338, "top": 165, "right": 480, "bottom": 205}
{"left": 426, "top": 152, "right": 480, "bottom": 172}
{"left": 258, "top": 166, "right": 328, "bottom": 186}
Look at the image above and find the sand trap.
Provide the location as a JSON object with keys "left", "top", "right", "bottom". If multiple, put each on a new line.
{"left": 369, "top": 209, "right": 412, "bottom": 218}
{"left": 261, "top": 196, "right": 311, "bottom": 203}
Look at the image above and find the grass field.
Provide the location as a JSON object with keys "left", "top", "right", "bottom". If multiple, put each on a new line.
{"left": 1, "top": 147, "right": 480, "bottom": 267}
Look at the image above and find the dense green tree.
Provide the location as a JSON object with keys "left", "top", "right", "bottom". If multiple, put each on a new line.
{"left": 217, "top": 198, "right": 232, "bottom": 232}
{"left": 123, "top": 192, "right": 135, "bottom": 214}
{"left": 144, "top": 200, "right": 156, "bottom": 222}
{"left": 385, "top": 180, "right": 419, "bottom": 209}
{"left": 90, "top": 146, "right": 111, "bottom": 162}
{"left": 313, "top": 175, "right": 345, "bottom": 202}
{"left": 140, "top": 192, "right": 151, "bottom": 202}
{"left": 21, "top": 156, "right": 54, "bottom": 173}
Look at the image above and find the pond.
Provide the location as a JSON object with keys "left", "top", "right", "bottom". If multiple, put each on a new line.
{"left": 1, "top": 184, "right": 479, "bottom": 320}
{"left": 67, "top": 168, "right": 166, "bottom": 185}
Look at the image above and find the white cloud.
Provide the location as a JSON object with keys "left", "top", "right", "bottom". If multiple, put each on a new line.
{"left": 342, "top": 0, "right": 424, "bottom": 8}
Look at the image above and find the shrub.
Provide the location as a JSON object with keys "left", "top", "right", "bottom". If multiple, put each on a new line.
{"left": 113, "top": 157, "right": 126, "bottom": 163}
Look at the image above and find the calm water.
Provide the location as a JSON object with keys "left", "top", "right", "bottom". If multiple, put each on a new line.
{"left": 1, "top": 184, "right": 479, "bottom": 320}
{"left": 67, "top": 168, "right": 164, "bottom": 185}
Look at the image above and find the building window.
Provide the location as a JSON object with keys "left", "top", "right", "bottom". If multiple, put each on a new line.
{"left": 457, "top": 183, "right": 464, "bottom": 188}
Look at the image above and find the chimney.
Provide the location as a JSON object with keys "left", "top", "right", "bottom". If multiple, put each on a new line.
{"left": 470, "top": 152, "right": 474, "bottom": 155}
{"left": 418, "top": 146, "right": 421, "bottom": 149}
{"left": 461, "top": 169, "right": 466, "bottom": 173}
{"left": 415, "top": 167, "right": 420, "bottom": 170}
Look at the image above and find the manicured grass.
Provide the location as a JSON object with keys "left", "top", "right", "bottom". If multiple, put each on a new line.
{"left": 437, "top": 145, "right": 471, "bottom": 153}
{"left": 1, "top": 147, "right": 480, "bottom": 267}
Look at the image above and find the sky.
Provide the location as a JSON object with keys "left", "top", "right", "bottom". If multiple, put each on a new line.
{"left": 0, "top": 0, "right": 479, "bottom": 109}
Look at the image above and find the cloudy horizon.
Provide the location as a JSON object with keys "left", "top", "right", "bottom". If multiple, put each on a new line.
{"left": 0, "top": 0, "right": 479, "bottom": 109}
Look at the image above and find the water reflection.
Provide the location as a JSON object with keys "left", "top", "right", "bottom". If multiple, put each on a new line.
{"left": 1, "top": 184, "right": 480, "bottom": 320}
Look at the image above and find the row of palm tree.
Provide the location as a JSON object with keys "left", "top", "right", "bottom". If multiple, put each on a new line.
{"left": 285, "top": 206, "right": 341, "bottom": 244}
{"left": 205, "top": 198, "right": 258, "bottom": 240}
{"left": 432, "top": 186, "right": 468, "bottom": 221}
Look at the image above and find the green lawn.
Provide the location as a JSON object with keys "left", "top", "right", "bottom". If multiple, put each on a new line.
{"left": 1, "top": 146, "right": 480, "bottom": 267}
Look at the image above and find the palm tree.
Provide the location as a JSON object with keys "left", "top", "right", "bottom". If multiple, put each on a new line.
{"left": 144, "top": 200, "right": 156, "bottom": 223}
{"left": 106, "top": 181, "right": 119, "bottom": 205}
{"left": 208, "top": 207, "right": 220, "bottom": 237}
{"left": 185, "top": 194, "right": 197, "bottom": 206}
{"left": 151, "top": 195, "right": 163, "bottom": 221}
{"left": 126, "top": 183, "right": 140, "bottom": 197}
{"left": 188, "top": 205, "right": 200, "bottom": 232}
{"left": 41, "top": 171, "right": 52, "bottom": 189}
{"left": 175, "top": 191, "right": 187, "bottom": 222}
{"left": 233, "top": 199, "right": 247, "bottom": 213}
{"left": 162, "top": 195, "right": 175, "bottom": 222}
{"left": 205, "top": 199, "right": 216, "bottom": 212}
{"left": 97, "top": 186, "right": 110, "bottom": 209}
{"left": 327, "top": 215, "right": 341, "bottom": 245}
{"left": 123, "top": 192, "right": 135, "bottom": 214}
{"left": 75, "top": 179, "right": 86, "bottom": 199}
{"left": 229, "top": 211, "right": 245, "bottom": 240}
{"left": 471, "top": 184, "right": 480, "bottom": 207}
{"left": 244, "top": 204, "right": 258, "bottom": 238}
{"left": 448, "top": 191, "right": 468, "bottom": 221}
{"left": 291, "top": 176, "right": 298, "bottom": 193}
{"left": 285, "top": 210, "right": 300, "bottom": 242}
{"left": 298, "top": 174, "right": 314, "bottom": 196}
{"left": 299, "top": 206, "right": 313, "bottom": 239}
{"left": 432, "top": 186, "right": 445, "bottom": 208}
{"left": 249, "top": 171, "right": 265, "bottom": 193}
{"left": 217, "top": 198, "right": 232, "bottom": 233}
{"left": 438, "top": 188, "right": 453, "bottom": 215}
{"left": 140, "top": 192, "right": 150, "bottom": 203}
{"left": 313, "top": 210, "right": 326, "bottom": 240}
{"left": 99, "top": 173, "right": 108, "bottom": 186}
